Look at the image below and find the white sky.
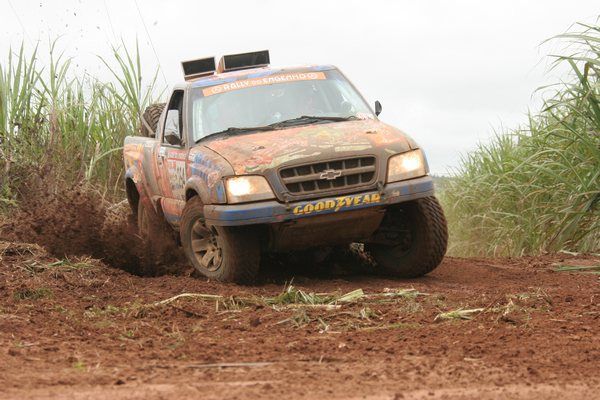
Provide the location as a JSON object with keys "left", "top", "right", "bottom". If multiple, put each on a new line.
{"left": 1, "top": 0, "right": 599, "bottom": 174}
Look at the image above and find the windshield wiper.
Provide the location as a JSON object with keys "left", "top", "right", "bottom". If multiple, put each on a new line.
{"left": 197, "top": 115, "right": 359, "bottom": 143}
{"left": 197, "top": 125, "right": 276, "bottom": 142}
{"left": 270, "top": 115, "right": 359, "bottom": 128}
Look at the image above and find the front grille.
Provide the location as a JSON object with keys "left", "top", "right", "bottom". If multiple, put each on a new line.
{"left": 280, "top": 156, "right": 376, "bottom": 195}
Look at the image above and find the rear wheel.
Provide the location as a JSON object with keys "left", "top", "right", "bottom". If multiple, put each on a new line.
{"left": 137, "top": 199, "right": 159, "bottom": 241}
{"left": 368, "top": 196, "right": 448, "bottom": 278}
{"left": 180, "top": 197, "right": 260, "bottom": 283}
{"left": 140, "top": 103, "right": 165, "bottom": 137}
{"left": 135, "top": 199, "right": 179, "bottom": 275}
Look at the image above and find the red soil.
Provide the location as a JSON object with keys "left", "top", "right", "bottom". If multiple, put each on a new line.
{"left": 1, "top": 241, "right": 598, "bottom": 399}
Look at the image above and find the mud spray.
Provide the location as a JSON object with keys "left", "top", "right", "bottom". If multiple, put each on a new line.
{"left": 0, "top": 175, "right": 376, "bottom": 279}
{"left": 0, "top": 178, "right": 185, "bottom": 276}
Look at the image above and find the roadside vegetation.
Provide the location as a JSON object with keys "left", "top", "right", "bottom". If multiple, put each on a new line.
{"left": 0, "top": 40, "right": 159, "bottom": 209}
{"left": 441, "top": 22, "right": 600, "bottom": 256}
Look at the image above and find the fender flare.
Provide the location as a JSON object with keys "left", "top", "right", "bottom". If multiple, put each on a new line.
{"left": 125, "top": 166, "right": 156, "bottom": 215}
{"left": 184, "top": 177, "right": 212, "bottom": 205}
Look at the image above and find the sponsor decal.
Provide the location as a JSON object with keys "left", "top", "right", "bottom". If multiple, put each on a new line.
{"left": 292, "top": 193, "right": 381, "bottom": 216}
{"left": 202, "top": 72, "right": 327, "bottom": 97}
{"left": 166, "top": 149, "right": 188, "bottom": 161}
{"left": 166, "top": 159, "right": 186, "bottom": 198}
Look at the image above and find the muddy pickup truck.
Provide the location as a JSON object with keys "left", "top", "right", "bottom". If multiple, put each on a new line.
{"left": 123, "top": 51, "right": 447, "bottom": 283}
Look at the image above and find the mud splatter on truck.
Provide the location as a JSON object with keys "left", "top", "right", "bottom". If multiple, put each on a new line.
{"left": 125, "top": 51, "right": 447, "bottom": 282}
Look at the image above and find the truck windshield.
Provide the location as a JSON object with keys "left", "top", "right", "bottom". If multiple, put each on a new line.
{"left": 189, "top": 69, "right": 374, "bottom": 142}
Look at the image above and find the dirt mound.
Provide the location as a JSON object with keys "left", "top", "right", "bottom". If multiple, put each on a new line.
{"left": 0, "top": 179, "right": 185, "bottom": 276}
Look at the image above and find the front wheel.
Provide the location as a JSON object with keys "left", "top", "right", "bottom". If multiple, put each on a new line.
{"left": 368, "top": 196, "right": 448, "bottom": 278}
{"left": 180, "top": 197, "right": 260, "bottom": 283}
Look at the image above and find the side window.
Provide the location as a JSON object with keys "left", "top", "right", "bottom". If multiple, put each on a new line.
{"left": 163, "top": 90, "right": 184, "bottom": 146}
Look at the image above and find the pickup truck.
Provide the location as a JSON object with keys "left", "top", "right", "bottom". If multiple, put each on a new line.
{"left": 124, "top": 50, "right": 447, "bottom": 283}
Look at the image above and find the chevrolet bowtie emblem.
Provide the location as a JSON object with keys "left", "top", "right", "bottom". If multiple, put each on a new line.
{"left": 320, "top": 169, "right": 342, "bottom": 180}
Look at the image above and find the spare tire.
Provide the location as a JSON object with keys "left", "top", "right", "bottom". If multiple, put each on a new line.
{"left": 140, "top": 103, "right": 165, "bottom": 137}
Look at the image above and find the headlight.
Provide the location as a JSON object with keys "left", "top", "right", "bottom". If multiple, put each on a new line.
{"left": 387, "top": 150, "right": 427, "bottom": 183}
{"left": 225, "top": 176, "right": 275, "bottom": 204}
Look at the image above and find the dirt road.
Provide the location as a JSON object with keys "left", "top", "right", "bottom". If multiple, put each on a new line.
{"left": 1, "top": 241, "right": 599, "bottom": 399}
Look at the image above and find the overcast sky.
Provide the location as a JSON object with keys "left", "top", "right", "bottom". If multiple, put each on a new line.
{"left": 1, "top": 0, "right": 599, "bottom": 174}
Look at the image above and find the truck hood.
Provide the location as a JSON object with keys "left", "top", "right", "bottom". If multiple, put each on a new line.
{"left": 201, "top": 119, "right": 416, "bottom": 175}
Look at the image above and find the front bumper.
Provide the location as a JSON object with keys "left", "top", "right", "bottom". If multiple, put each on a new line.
{"left": 203, "top": 175, "right": 434, "bottom": 226}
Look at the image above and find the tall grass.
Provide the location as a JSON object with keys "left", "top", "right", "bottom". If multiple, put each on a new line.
{"left": 441, "top": 22, "right": 600, "bottom": 256}
{"left": 0, "top": 39, "right": 159, "bottom": 207}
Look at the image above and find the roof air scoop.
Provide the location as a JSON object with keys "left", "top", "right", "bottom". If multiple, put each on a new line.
{"left": 181, "top": 57, "right": 216, "bottom": 81}
{"left": 217, "top": 50, "right": 270, "bottom": 73}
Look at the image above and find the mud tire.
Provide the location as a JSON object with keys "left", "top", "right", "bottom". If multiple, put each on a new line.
{"left": 140, "top": 103, "right": 165, "bottom": 137}
{"left": 180, "top": 197, "right": 260, "bottom": 283}
{"left": 369, "top": 196, "right": 448, "bottom": 278}
{"left": 137, "top": 200, "right": 161, "bottom": 241}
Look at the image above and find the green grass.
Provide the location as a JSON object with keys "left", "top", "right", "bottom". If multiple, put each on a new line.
{"left": 553, "top": 264, "right": 600, "bottom": 274}
{"left": 13, "top": 287, "right": 53, "bottom": 300}
{"left": 264, "top": 285, "right": 364, "bottom": 306}
{"left": 72, "top": 360, "right": 86, "bottom": 371}
{"left": 147, "top": 285, "right": 431, "bottom": 331}
{"left": 0, "top": 39, "right": 160, "bottom": 207}
{"left": 434, "top": 308, "right": 484, "bottom": 322}
{"left": 440, "top": 21, "right": 600, "bottom": 257}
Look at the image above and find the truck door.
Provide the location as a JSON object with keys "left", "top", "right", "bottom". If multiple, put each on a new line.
{"left": 156, "top": 90, "right": 188, "bottom": 225}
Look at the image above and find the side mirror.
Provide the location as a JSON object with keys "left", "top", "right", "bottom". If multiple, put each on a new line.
{"left": 164, "top": 110, "right": 182, "bottom": 146}
{"left": 374, "top": 100, "right": 382, "bottom": 116}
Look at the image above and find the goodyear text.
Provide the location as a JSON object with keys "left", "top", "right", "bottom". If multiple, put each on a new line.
{"left": 292, "top": 193, "right": 381, "bottom": 216}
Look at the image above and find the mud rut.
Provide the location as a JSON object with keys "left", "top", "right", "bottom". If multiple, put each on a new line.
{"left": 1, "top": 187, "right": 599, "bottom": 399}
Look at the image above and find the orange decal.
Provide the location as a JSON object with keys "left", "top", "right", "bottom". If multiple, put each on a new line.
{"left": 202, "top": 72, "right": 327, "bottom": 97}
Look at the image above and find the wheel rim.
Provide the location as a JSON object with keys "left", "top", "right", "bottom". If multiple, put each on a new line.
{"left": 190, "top": 220, "right": 223, "bottom": 272}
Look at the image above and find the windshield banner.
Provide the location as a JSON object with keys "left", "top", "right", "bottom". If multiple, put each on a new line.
{"left": 202, "top": 71, "right": 327, "bottom": 97}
